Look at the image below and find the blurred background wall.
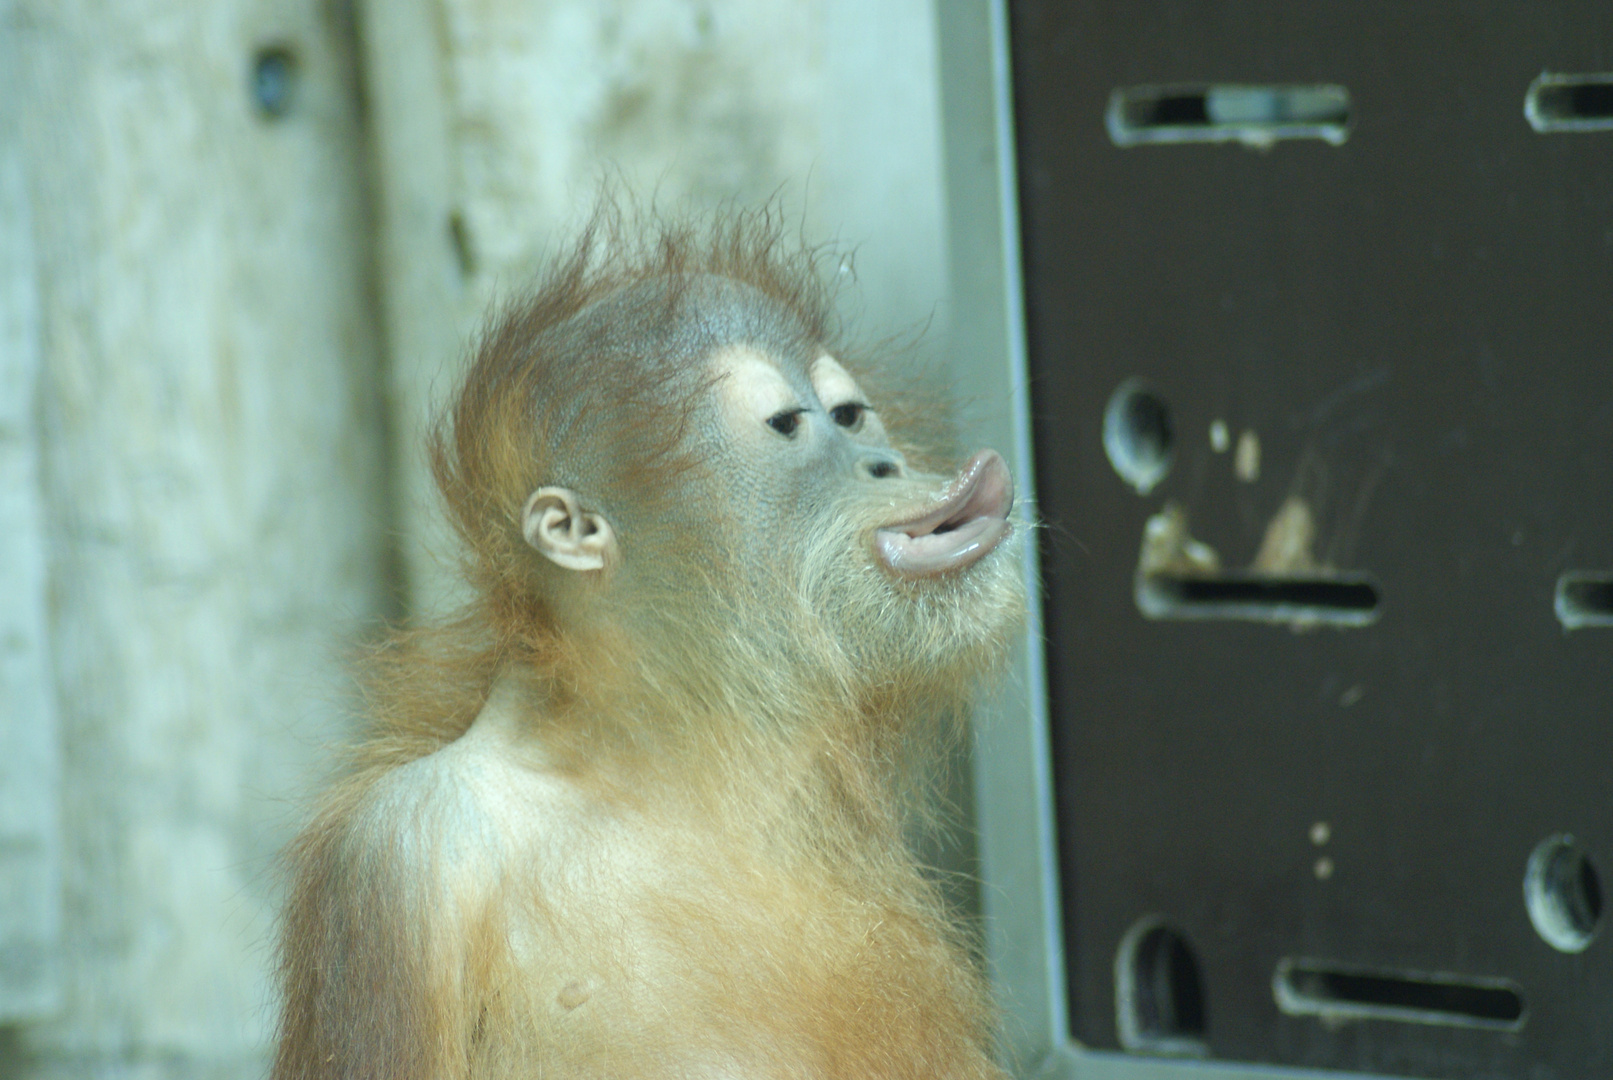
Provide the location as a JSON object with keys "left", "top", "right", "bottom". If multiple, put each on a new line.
{"left": 0, "top": 0, "right": 955, "bottom": 1076}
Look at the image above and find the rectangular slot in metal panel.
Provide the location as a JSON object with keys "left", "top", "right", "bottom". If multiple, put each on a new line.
{"left": 1107, "top": 84, "right": 1350, "bottom": 148}
{"left": 1275, "top": 959, "right": 1526, "bottom": 1031}
{"left": 1526, "top": 73, "right": 1613, "bottom": 132}
{"left": 1555, "top": 571, "right": 1613, "bottom": 628}
{"left": 1137, "top": 573, "right": 1381, "bottom": 627}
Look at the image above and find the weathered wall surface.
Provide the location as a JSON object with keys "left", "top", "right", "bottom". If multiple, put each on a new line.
{"left": 0, "top": 30, "right": 62, "bottom": 1025}
{"left": 1, "top": 1, "right": 390, "bottom": 1076}
{"left": 0, "top": 1, "right": 953, "bottom": 1076}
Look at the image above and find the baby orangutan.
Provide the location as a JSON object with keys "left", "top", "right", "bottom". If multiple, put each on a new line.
{"left": 273, "top": 210, "right": 1026, "bottom": 1079}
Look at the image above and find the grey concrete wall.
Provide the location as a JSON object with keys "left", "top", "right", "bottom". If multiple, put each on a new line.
{"left": 0, "top": 30, "right": 63, "bottom": 1025}
{"left": 0, "top": 1, "right": 956, "bottom": 1076}
{"left": 1, "top": 1, "right": 390, "bottom": 1076}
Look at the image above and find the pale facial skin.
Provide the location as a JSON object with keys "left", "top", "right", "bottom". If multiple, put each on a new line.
{"left": 524, "top": 344, "right": 1013, "bottom": 585}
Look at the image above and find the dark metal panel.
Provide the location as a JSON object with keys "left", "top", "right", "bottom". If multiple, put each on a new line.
{"left": 1009, "top": 3, "right": 1613, "bottom": 1077}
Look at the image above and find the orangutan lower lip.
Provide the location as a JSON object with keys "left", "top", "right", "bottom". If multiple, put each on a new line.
{"left": 874, "top": 450, "right": 1014, "bottom": 577}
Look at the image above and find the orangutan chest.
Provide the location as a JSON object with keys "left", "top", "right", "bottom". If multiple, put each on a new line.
{"left": 486, "top": 843, "right": 989, "bottom": 1079}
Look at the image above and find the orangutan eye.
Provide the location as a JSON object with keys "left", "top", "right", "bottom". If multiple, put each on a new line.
{"left": 829, "top": 403, "right": 867, "bottom": 432}
{"left": 767, "top": 409, "right": 805, "bottom": 438}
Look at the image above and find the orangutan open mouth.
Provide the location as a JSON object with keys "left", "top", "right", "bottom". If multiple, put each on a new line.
{"left": 875, "top": 450, "right": 1014, "bottom": 577}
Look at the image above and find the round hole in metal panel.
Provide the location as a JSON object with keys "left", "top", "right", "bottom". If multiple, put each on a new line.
{"left": 1115, "top": 917, "right": 1207, "bottom": 1055}
{"left": 1524, "top": 834, "right": 1602, "bottom": 953}
{"left": 1103, "top": 379, "right": 1173, "bottom": 495}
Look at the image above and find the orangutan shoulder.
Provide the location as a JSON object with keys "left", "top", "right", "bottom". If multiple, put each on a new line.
{"left": 342, "top": 726, "right": 583, "bottom": 922}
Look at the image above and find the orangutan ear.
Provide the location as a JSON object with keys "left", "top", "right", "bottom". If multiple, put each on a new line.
{"left": 521, "top": 487, "right": 618, "bottom": 572}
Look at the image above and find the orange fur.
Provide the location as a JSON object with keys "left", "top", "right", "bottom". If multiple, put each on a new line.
{"left": 273, "top": 206, "right": 1023, "bottom": 1079}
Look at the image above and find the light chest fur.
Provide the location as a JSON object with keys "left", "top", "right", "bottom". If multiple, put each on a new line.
{"left": 344, "top": 690, "right": 1000, "bottom": 1079}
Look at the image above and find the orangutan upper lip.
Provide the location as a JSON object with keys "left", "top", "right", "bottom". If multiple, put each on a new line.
{"left": 874, "top": 450, "right": 1014, "bottom": 577}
